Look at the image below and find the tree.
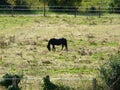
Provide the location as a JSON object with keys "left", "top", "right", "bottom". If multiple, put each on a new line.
{"left": 0, "top": 0, "right": 11, "bottom": 8}
{"left": 0, "top": 0, "right": 10, "bottom": 5}
{"left": 109, "top": 0, "right": 120, "bottom": 13}
{"left": 47, "top": 0, "right": 82, "bottom": 12}
{"left": 13, "top": 0, "right": 30, "bottom": 11}
{"left": 99, "top": 54, "right": 120, "bottom": 90}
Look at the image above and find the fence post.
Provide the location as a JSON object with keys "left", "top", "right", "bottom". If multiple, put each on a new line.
{"left": 108, "top": 87, "right": 111, "bottom": 90}
{"left": 12, "top": 77, "right": 17, "bottom": 88}
{"left": 43, "top": 0, "right": 46, "bottom": 17}
{"left": 11, "top": 5, "right": 14, "bottom": 17}
{"left": 74, "top": 8, "right": 77, "bottom": 18}
{"left": 98, "top": 6, "right": 101, "bottom": 18}
{"left": 92, "top": 78, "right": 96, "bottom": 90}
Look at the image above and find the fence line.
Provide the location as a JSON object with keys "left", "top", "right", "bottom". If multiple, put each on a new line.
{"left": 0, "top": 77, "right": 93, "bottom": 81}
{"left": 0, "top": 5, "right": 120, "bottom": 8}
{"left": 0, "top": 5, "right": 120, "bottom": 17}
{"left": 0, "top": 76, "right": 119, "bottom": 90}
{"left": 1, "top": 76, "right": 117, "bottom": 90}
{"left": 0, "top": 77, "right": 96, "bottom": 90}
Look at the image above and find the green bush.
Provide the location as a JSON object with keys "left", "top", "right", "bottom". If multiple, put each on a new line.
{"left": 42, "top": 75, "right": 75, "bottom": 90}
{"left": 7, "top": 85, "right": 21, "bottom": 90}
{"left": 109, "top": 0, "right": 120, "bottom": 13}
{"left": 99, "top": 54, "right": 120, "bottom": 90}
{"left": 0, "top": 73, "right": 23, "bottom": 90}
{"left": 47, "top": 0, "right": 81, "bottom": 12}
{"left": 89, "top": 6, "right": 97, "bottom": 13}
{"left": 42, "top": 75, "right": 57, "bottom": 90}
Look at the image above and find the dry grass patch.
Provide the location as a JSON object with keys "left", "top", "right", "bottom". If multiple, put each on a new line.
{"left": 0, "top": 16, "right": 120, "bottom": 85}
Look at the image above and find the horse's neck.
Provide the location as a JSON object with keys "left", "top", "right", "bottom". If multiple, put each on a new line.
{"left": 48, "top": 41, "right": 51, "bottom": 46}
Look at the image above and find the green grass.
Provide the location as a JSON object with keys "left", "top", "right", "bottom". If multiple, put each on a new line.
{"left": 48, "top": 67, "right": 98, "bottom": 74}
{"left": 103, "top": 41, "right": 119, "bottom": 47}
{"left": 0, "top": 15, "right": 120, "bottom": 89}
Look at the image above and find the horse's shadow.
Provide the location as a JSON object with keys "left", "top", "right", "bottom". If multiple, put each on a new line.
{"left": 47, "top": 38, "right": 68, "bottom": 51}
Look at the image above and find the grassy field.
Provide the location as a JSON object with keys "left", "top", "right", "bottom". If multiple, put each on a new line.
{"left": 0, "top": 15, "right": 120, "bottom": 89}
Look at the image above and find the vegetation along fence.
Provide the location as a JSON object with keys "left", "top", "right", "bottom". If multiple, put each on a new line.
{"left": 0, "top": 77, "right": 109, "bottom": 90}
{"left": 0, "top": 5, "right": 120, "bottom": 17}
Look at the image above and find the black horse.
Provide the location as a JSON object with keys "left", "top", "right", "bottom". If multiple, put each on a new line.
{"left": 47, "top": 38, "right": 68, "bottom": 51}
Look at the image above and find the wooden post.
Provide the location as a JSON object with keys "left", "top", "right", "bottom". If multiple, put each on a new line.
{"left": 74, "top": 7, "right": 77, "bottom": 18}
{"left": 108, "top": 87, "right": 111, "bottom": 90}
{"left": 98, "top": 0, "right": 103, "bottom": 18}
{"left": 92, "top": 78, "right": 96, "bottom": 90}
{"left": 43, "top": 0, "right": 46, "bottom": 17}
{"left": 12, "top": 77, "right": 17, "bottom": 88}
{"left": 11, "top": 5, "right": 14, "bottom": 17}
{"left": 98, "top": 6, "right": 101, "bottom": 18}
{"left": 74, "top": 1, "right": 77, "bottom": 18}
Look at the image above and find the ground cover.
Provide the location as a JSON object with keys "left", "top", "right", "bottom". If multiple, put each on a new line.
{"left": 0, "top": 15, "right": 120, "bottom": 89}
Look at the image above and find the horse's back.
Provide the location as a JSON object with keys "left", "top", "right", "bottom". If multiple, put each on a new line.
{"left": 60, "top": 38, "right": 66, "bottom": 40}
{"left": 60, "top": 38, "right": 67, "bottom": 44}
{"left": 49, "top": 38, "right": 67, "bottom": 45}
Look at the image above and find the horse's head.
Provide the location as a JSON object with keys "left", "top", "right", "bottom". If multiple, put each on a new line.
{"left": 47, "top": 45, "right": 51, "bottom": 51}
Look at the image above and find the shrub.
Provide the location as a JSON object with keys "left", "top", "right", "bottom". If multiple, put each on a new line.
{"left": 109, "top": 0, "right": 120, "bottom": 13}
{"left": 7, "top": 85, "right": 21, "bottom": 90}
{"left": 47, "top": 0, "right": 81, "bottom": 12}
{"left": 0, "top": 73, "right": 23, "bottom": 90}
{"left": 89, "top": 6, "right": 97, "bottom": 13}
{"left": 99, "top": 54, "right": 120, "bottom": 90}
{"left": 42, "top": 75, "right": 75, "bottom": 90}
{"left": 42, "top": 75, "right": 57, "bottom": 90}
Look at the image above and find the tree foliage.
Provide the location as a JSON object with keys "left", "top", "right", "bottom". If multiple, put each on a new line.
{"left": 109, "top": 0, "right": 120, "bottom": 13}
{"left": 0, "top": 0, "right": 10, "bottom": 5}
{"left": 0, "top": 0, "right": 10, "bottom": 8}
{"left": 0, "top": 0, "right": 30, "bottom": 11}
{"left": 13, "top": 0, "right": 30, "bottom": 11}
{"left": 47, "top": 0, "right": 82, "bottom": 12}
{"left": 47, "top": 0, "right": 81, "bottom": 6}
{"left": 99, "top": 54, "right": 120, "bottom": 90}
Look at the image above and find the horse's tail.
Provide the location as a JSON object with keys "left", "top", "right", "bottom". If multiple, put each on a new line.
{"left": 47, "top": 41, "right": 51, "bottom": 51}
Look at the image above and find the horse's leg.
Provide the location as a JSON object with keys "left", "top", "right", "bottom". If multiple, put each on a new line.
{"left": 65, "top": 43, "right": 68, "bottom": 51}
{"left": 61, "top": 44, "right": 64, "bottom": 50}
{"left": 52, "top": 45, "right": 56, "bottom": 51}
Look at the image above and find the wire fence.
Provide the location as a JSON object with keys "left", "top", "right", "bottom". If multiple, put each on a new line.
{"left": 0, "top": 5, "right": 120, "bottom": 17}
{"left": 0, "top": 76, "right": 119, "bottom": 90}
{"left": 0, "top": 77, "right": 105, "bottom": 90}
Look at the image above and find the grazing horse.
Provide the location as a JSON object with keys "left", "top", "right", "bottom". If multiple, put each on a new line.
{"left": 47, "top": 38, "right": 68, "bottom": 51}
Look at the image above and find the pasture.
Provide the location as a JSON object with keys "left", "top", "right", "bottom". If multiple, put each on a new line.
{"left": 0, "top": 15, "right": 120, "bottom": 89}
